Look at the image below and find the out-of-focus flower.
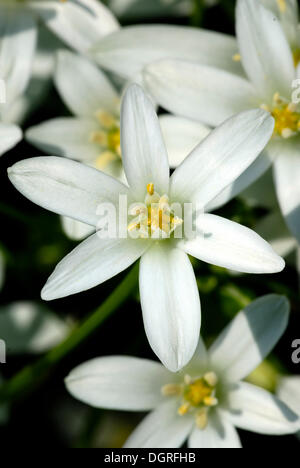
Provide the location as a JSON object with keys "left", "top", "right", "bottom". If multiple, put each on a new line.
{"left": 109, "top": 0, "right": 192, "bottom": 20}
{"left": 277, "top": 376, "right": 300, "bottom": 424}
{"left": 26, "top": 50, "right": 210, "bottom": 240}
{"left": 143, "top": 0, "right": 300, "bottom": 241}
{"left": 65, "top": 295, "right": 300, "bottom": 448}
{"left": 8, "top": 85, "right": 283, "bottom": 371}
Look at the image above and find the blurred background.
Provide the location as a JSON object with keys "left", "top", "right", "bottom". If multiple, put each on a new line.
{"left": 0, "top": 0, "right": 299, "bottom": 448}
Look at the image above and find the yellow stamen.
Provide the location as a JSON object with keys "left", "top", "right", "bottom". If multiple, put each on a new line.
{"left": 232, "top": 53, "right": 241, "bottom": 62}
{"left": 277, "top": 0, "right": 286, "bottom": 13}
{"left": 96, "top": 110, "right": 117, "bottom": 130}
{"left": 178, "top": 402, "right": 190, "bottom": 416}
{"left": 161, "top": 384, "right": 182, "bottom": 397}
{"left": 204, "top": 372, "right": 218, "bottom": 387}
{"left": 94, "top": 151, "right": 116, "bottom": 170}
{"left": 293, "top": 49, "right": 300, "bottom": 67}
{"left": 184, "top": 378, "right": 213, "bottom": 407}
{"left": 262, "top": 92, "right": 300, "bottom": 139}
{"left": 203, "top": 396, "right": 218, "bottom": 407}
{"left": 147, "top": 183, "right": 154, "bottom": 196}
{"left": 196, "top": 408, "right": 208, "bottom": 430}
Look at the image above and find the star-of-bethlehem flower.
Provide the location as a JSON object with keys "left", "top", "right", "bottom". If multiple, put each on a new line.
{"left": 65, "top": 295, "right": 300, "bottom": 448}
{"left": 25, "top": 50, "right": 209, "bottom": 240}
{"left": 8, "top": 84, "right": 284, "bottom": 372}
{"left": 139, "top": 0, "right": 300, "bottom": 243}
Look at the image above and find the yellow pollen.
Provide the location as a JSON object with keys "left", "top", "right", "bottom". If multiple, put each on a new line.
{"left": 89, "top": 110, "right": 121, "bottom": 168}
{"left": 293, "top": 49, "right": 300, "bottom": 67}
{"left": 107, "top": 128, "right": 121, "bottom": 156}
{"left": 277, "top": 0, "right": 286, "bottom": 13}
{"left": 196, "top": 408, "right": 208, "bottom": 430}
{"left": 96, "top": 110, "right": 117, "bottom": 129}
{"left": 262, "top": 93, "right": 300, "bottom": 139}
{"left": 94, "top": 151, "right": 116, "bottom": 170}
{"left": 147, "top": 183, "right": 154, "bottom": 196}
{"left": 161, "top": 384, "right": 182, "bottom": 397}
{"left": 178, "top": 402, "right": 190, "bottom": 416}
{"left": 232, "top": 53, "right": 241, "bottom": 62}
{"left": 184, "top": 378, "right": 214, "bottom": 407}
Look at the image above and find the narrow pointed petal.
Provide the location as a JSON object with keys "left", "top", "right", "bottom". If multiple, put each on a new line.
{"left": 180, "top": 214, "right": 285, "bottom": 274}
{"left": 0, "top": 123, "right": 22, "bottom": 156}
{"left": 273, "top": 140, "right": 300, "bottom": 243}
{"left": 66, "top": 356, "right": 171, "bottom": 410}
{"left": 42, "top": 235, "right": 149, "bottom": 300}
{"left": 8, "top": 157, "right": 130, "bottom": 226}
{"left": 139, "top": 243, "right": 201, "bottom": 372}
{"left": 55, "top": 50, "right": 119, "bottom": 117}
{"left": 144, "top": 61, "right": 257, "bottom": 126}
{"left": 31, "top": 0, "right": 119, "bottom": 53}
{"left": 90, "top": 25, "right": 243, "bottom": 80}
{"left": 124, "top": 399, "right": 194, "bottom": 448}
{"left": 236, "top": 0, "right": 294, "bottom": 100}
{"left": 26, "top": 118, "right": 101, "bottom": 162}
{"left": 170, "top": 109, "right": 274, "bottom": 208}
{"left": 159, "top": 115, "right": 210, "bottom": 168}
{"left": 226, "top": 382, "right": 300, "bottom": 435}
{"left": 188, "top": 412, "right": 242, "bottom": 448}
{"left": 121, "top": 84, "right": 169, "bottom": 199}
{"left": 208, "top": 295, "right": 289, "bottom": 382}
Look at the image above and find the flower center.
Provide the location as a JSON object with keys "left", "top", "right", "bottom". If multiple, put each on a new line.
{"left": 261, "top": 93, "right": 300, "bottom": 139}
{"left": 161, "top": 372, "right": 219, "bottom": 430}
{"left": 89, "top": 110, "right": 121, "bottom": 170}
{"left": 127, "top": 183, "right": 183, "bottom": 239}
{"left": 293, "top": 49, "right": 300, "bottom": 67}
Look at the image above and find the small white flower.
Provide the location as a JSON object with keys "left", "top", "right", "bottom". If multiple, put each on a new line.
{"left": 8, "top": 84, "right": 284, "bottom": 371}
{"left": 143, "top": 0, "right": 300, "bottom": 240}
{"left": 65, "top": 295, "right": 300, "bottom": 448}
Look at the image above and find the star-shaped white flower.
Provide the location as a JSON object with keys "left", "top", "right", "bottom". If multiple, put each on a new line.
{"left": 8, "top": 84, "right": 284, "bottom": 371}
{"left": 65, "top": 295, "right": 300, "bottom": 448}
{"left": 143, "top": 0, "right": 300, "bottom": 242}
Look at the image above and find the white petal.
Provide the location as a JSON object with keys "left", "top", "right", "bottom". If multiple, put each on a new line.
{"left": 42, "top": 235, "right": 149, "bottom": 300}
{"left": 208, "top": 294, "right": 289, "bottom": 382}
{"left": 139, "top": 243, "right": 201, "bottom": 372}
{"left": 226, "top": 382, "right": 300, "bottom": 435}
{"left": 206, "top": 149, "right": 273, "bottom": 212}
{"left": 180, "top": 213, "right": 285, "bottom": 274}
{"left": 66, "top": 356, "right": 171, "bottom": 410}
{"left": 188, "top": 412, "right": 242, "bottom": 448}
{"left": 121, "top": 84, "right": 169, "bottom": 199}
{"left": 61, "top": 216, "right": 95, "bottom": 242}
{"left": 236, "top": 0, "right": 295, "bottom": 100}
{"left": 0, "top": 123, "right": 22, "bottom": 156}
{"left": 159, "top": 115, "right": 211, "bottom": 168}
{"left": 0, "top": 301, "right": 69, "bottom": 354}
{"left": 144, "top": 61, "right": 257, "bottom": 127}
{"left": 8, "top": 157, "right": 129, "bottom": 226}
{"left": 26, "top": 118, "right": 101, "bottom": 162}
{"left": 0, "top": 8, "right": 37, "bottom": 104}
{"left": 55, "top": 50, "right": 119, "bottom": 117}
{"left": 273, "top": 140, "right": 300, "bottom": 243}
{"left": 90, "top": 25, "right": 243, "bottom": 80}
{"left": 124, "top": 399, "right": 194, "bottom": 448}
{"left": 32, "top": 0, "right": 119, "bottom": 53}
{"left": 277, "top": 377, "right": 300, "bottom": 416}
{"left": 170, "top": 109, "right": 274, "bottom": 207}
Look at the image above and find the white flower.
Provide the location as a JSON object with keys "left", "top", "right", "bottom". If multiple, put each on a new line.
{"left": 65, "top": 295, "right": 300, "bottom": 448}
{"left": 143, "top": 0, "right": 300, "bottom": 240}
{"left": 26, "top": 50, "right": 210, "bottom": 240}
{"left": 8, "top": 84, "right": 284, "bottom": 371}
{"left": 277, "top": 376, "right": 300, "bottom": 423}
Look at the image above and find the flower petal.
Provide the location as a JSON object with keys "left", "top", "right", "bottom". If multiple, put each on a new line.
{"left": 277, "top": 377, "right": 300, "bottom": 416}
{"left": 236, "top": 0, "right": 294, "bottom": 100}
{"left": 121, "top": 84, "right": 169, "bottom": 199}
{"left": 139, "top": 243, "right": 201, "bottom": 372}
{"left": 0, "top": 7, "right": 37, "bottom": 104}
{"left": 32, "top": 0, "right": 119, "bottom": 53}
{"left": 159, "top": 115, "right": 210, "bottom": 168}
{"left": 42, "top": 235, "right": 149, "bottom": 300}
{"left": 144, "top": 61, "right": 257, "bottom": 127}
{"left": 180, "top": 214, "right": 285, "bottom": 274}
{"left": 0, "top": 123, "right": 22, "bottom": 156}
{"left": 8, "top": 157, "right": 129, "bottom": 226}
{"left": 170, "top": 109, "right": 274, "bottom": 207}
{"left": 124, "top": 399, "right": 194, "bottom": 448}
{"left": 55, "top": 50, "right": 119, "bottom": 117}
{"left": 26, "top": 118, "right": 101, "bottom": 162}
{"left": 208, "top": 295, "right": 289, "bottom": 382}
{"left": 188, "top": 412, "right": 241, "bottom": 448}
{"left": 273, "top": 139, "right": 300, "bottom": 243}
{"left": 61, "top": 216, "right": 95, "bottom": 242}
{"left": 225, "top": 382, "right": 300, "bottom": 435}
{"left": 66, "top": 356, "right": 171, "bottom": 410}
{"left": 90, "top": 25, "right": 243, "bottom": 80}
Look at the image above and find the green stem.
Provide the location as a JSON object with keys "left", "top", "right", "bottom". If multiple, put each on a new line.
{"left": 0, "top": 264, "right": 139, "bottom": 404}
{"left": 191, "top": 0, "right": 205, "bottom": 27}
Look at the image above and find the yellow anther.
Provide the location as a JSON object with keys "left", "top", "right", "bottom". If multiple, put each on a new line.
{"left": 94, "top": 151, "right": 116, "bottom": 170}
{"left": 232, "top": 53, "right": 241, "bottom": 62}
{"left": 161, "top": 384, "right": 182, "bottom": 397}
{"left": 293, "top": 49, "right": 300, "bottom": 67}
{"left": 96, "top": 110, "right": 117, "bottom": 130}
{"left": 263, "top": 92, "right": 300, "bottom": 138}
{"left": 204, "top": 372, "right": 218, "bottom": 387}
{"left": 277, "top": 0, "right": 286, "bottom": 13}
{"left": 178, "top": 402, "right": 190, "bottom": 416}
{"left": 196, "top": 408, "right": 208, "bottom": 430}
{"left": 203, "top": 396, "right": 218, "bottom": 407}
{"left": 147, "top": 183, "right": 154, "bottom": 196}
{"left": 90, "top": 130, "right": 107, "bottom": 146}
